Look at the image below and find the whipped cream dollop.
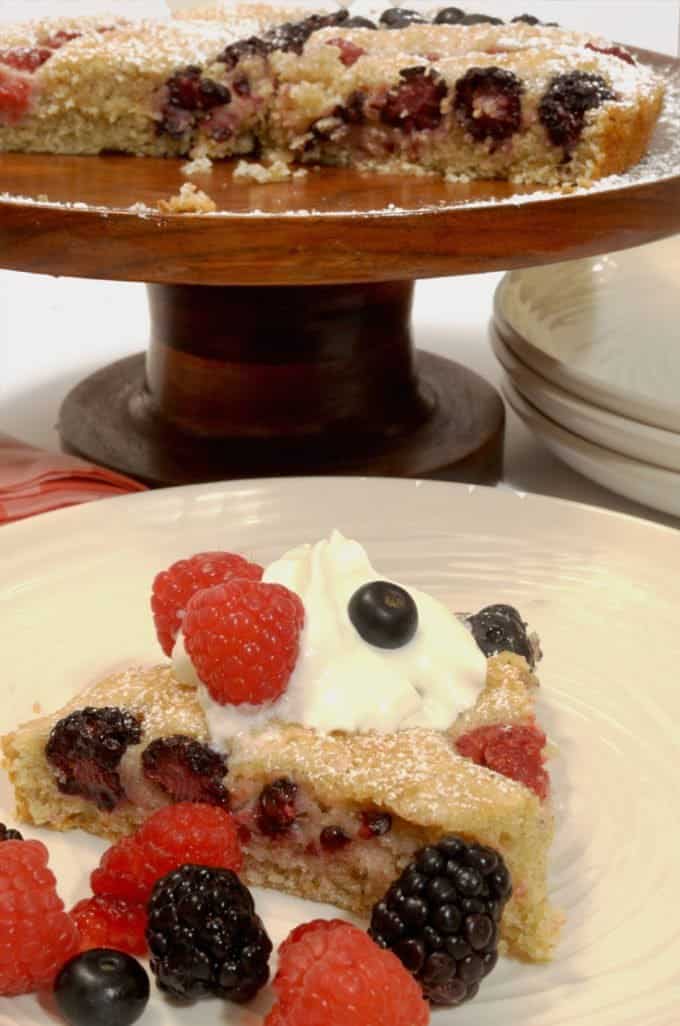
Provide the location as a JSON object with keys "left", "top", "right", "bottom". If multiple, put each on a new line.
{"left": 173, "top": 531, "right": 486, "bottom": 747}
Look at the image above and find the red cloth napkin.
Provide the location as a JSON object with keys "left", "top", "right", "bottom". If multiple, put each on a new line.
{"left": 0, "top": 433, "right": 147, "bottom": 525}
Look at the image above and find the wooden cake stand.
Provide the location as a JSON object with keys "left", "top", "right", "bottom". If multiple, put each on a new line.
{"left": 1, "top": 47, "right": 679, "bottom": 487}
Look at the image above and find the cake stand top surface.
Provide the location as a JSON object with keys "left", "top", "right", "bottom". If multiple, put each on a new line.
{"left": 0, "top": 47, "right": 678, "bottom": 286}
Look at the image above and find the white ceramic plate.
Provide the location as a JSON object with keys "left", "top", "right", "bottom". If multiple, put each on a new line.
{"left": 494, "top": 236, "right": 680, "bottom": 434}
{"left": 490, "top": 323, "right": 680, "bottom": 473}
{"left": 502, "top": 376, "right": 680, "bottom": 517}
{"left": 2, "top": 478, "right": 680, "bottom": 1026}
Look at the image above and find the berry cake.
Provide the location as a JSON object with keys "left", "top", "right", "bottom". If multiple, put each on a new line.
{"left": 0, "top": 5, "right": 665, "bottom": 185}
{"left": 2, "top": 532, "right": 561, "bottom": 971}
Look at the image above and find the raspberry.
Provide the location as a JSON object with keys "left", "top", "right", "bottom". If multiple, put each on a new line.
{"left": 147, "top": 865, "right": 271, "bottom": 1001}
{"left": 0, "top": 66, "right": 35, "bottom": 125}
{"left": 151, "top": 551, "right": 263, "bottom": 656}
{"left": 326, "top": 37, "right": 366, "bottom": 67}
{"left": 141, "top": 734, "right": 230, "bottom": 807}
{"left": 0, "top": 840, "right": 80, "bottom": 995}
{"left": 45, "top": 707, "right": 142, "bottom": 812}
{"left": 45, "top": 30, "right": 82, "bottom": 48}
{"left": 369, "top": 836, "right": 511, "bottom": 1006}
{"left": 0, "top": 46, "right": 53, "bottom": 72}
{"left": 266, "top": 919, "right": 429, "bottom": 1026}
{"left": 91, "top": 803, "right": 242, "bottom": 904}
{"left": 380, "top": 67, "right": 447, "bottom": 133}
{"left": 586, "top": 41, "right": 636, "bottom": 66}
{"left": 183, "top": 579, "right": 304, "bottom": 706}
{"left": 456, "top": 723, "right": 550, "bottom": 799}
{"left": 70, "top": 896, "right": 147, "bottom": 956}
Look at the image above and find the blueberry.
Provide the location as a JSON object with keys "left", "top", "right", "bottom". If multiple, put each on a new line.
{"left": 466, "top": 603, "right": 534, "bottom": 665}
{"left": 379, "top": 8, "right": 428, "bottom": 28}
{"left": 54, "top": 949, "right": 149, "bottom": 1026}
{"left": 319, "top": 824, "right": 352, "bottom": 851}
{"left": 344, "top": 16, "right": 378, "bottom": 29}
{"left": 460, "top": 13, "right": 504, "bottom": 25}
{"left": 433, "top": 7, "right": 465, "bottom": 24}
{"left": 348, "top": 581, "right": 418, "bottom": 649}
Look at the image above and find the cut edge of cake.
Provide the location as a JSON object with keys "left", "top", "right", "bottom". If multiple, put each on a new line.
{"left": 0, "top": 6, "right": 667, "bottom": 187}
{"left": 0, "top": 653, "right": 561, "bottom": 963}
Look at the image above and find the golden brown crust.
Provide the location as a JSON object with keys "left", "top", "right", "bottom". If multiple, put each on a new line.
{"left": 0, "top": 653, "right": 561, "bottom": 960}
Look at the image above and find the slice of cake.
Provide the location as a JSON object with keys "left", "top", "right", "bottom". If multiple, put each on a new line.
{"left": 1, "top": 532, "right": 560, "bottom": 966}
{"left": 266, "top": 33, "right": 663, "bottom": 183}
{"left": 0, "top": 5, "right": 665, "bottom": 185}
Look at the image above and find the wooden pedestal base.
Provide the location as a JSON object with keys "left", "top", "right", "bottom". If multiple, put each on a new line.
{"left": 58, "top": 281, "right": 504, "bottom": 487}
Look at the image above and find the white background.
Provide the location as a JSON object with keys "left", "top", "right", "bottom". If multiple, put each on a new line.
{"left": 0, "top": 2, "right": 678, "bottom": 528}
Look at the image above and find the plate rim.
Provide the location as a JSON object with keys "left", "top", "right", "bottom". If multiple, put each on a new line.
{"left": 489, "top": 322, "right": 680, "bottom": 472}
{"left": 493, "top": 247, "right": 680, "bottom": 434}
{"left": 1, "top": 476, "right": 679, "bottom": 547}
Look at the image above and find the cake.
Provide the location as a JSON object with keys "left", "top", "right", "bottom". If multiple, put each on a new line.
{"left": 0, "top": 5, "right": 665, "bottom": 186}
{"left": 1, "top": 532, "right": 561, "bottom": 969}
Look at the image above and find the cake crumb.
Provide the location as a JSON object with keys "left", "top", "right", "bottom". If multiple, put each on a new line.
{"left": 181, "top": 155, "right": 213, "bottom": 177}
{"left": 156, "top": 182, "right": 217, "bottom": 213}
{"left": 233, "top": 158, "right": 302, "bottom": 184}
{"left": 32, "top": 701, "right": 42, "bottom": 714}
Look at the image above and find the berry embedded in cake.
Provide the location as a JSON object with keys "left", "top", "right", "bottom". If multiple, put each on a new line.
{"left": 0, "top": 5, "right": 665, "bottom": 186}
{"left": 1, "top": 530, "right": 561, "bottom": 982}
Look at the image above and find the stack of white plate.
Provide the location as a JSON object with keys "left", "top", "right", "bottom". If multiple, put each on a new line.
{"left": 492, "top": 235, "right": 680, "bottom": 518}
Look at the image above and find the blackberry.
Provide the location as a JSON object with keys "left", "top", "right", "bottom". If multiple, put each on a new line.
{"left": 539, "top": 71, "right": 615, "bottom": 152}
{"left": 466, "top": 603, "right": 535, "bottom": 666}
{"left": 157, "top": 66, "right": 231, "bottom": 139}
{"left": 256, "top": 777, "right": 298, "bottom": 836}
{"left": 0, "top": 823, "right": 23, "bottom": 841}
{"left": 369, "top": 836, "right": 511, "bottom": 1006}
{"left": 433, "top": 7, "right": 465, "bottom": 25}
{"left": 217, "top": 35, "right": 271, "bottom": 70}
{"left": 334, "top": 89, "right": 367, "bottom": 125}
{"left": 454, "top": 66, "right": 523, "bottom": 143}
{"left": 379, "top": 8, "right": 428, "bottom": 28}
{"left": 345, "top": 16, "right": 378, "bottom": 29}
{"left": 141, "top": 735, "right": 230, "bottom": 807}
{"left": 146, "top": 865, "right": 272, "bottom": 1002}
{"left": 265, "top": 10, "right": 350, "bottom": 56}
{"left": 46, "top": 707, "right": 142, "bottom": 812}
